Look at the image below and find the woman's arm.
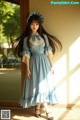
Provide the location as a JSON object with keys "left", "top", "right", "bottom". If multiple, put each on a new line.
{"left": 24, "top": 57, "right": 31, "bottom": 79}
{"left": 24, "top": 57, "right": 30, "bottom": 71}
{"left": 22, "top": 37, "right": 31, "bottom": 79}
{"left": 47, "top": 52, "right": 53, "bottom": 67}
{"left": 47, "top": 53, "right": 54, "bottom": 74}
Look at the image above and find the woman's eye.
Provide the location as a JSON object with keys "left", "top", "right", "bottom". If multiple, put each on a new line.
{"left": 35, "top": 23, "right": 39, "bottom": 25}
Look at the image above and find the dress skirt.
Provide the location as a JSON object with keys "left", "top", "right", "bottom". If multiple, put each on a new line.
{"left": 20, "top": 52, "right": 58, "bottom": 108}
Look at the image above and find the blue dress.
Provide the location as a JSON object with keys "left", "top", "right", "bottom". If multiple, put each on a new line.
{"left": 20, "top": 33, "right": 58, "bottom": 108}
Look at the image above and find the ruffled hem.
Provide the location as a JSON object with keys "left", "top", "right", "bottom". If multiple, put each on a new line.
{"left": 20, "top": 92, "right": 58, "bottom": 108}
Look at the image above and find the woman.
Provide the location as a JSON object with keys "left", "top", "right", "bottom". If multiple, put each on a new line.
{"left": 14, "top": 11, "right": 62, "bottom": 120}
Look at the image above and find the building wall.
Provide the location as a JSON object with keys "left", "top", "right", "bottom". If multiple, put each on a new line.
{"left": 29, "top": 0, "right": 80, "bottom": 105}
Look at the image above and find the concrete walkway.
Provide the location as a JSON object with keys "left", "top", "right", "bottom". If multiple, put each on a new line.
{"left": 0, "top": 68, "right": 21, "bottom": 101}
{"left": 0, "top": 106, "right": 80, "bottom": 120}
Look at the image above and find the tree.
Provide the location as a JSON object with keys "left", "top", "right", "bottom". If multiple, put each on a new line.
{"left": 2, "top": 6, "right": 20, "bottom": 48}
{"left": 0, "top": 1, "right": 20, "bottom": 48}
{"left": 0, "top": 1, "right": 20, "bottom": 56}
{"left": 0, "top": 1, "right": 14, "bottom": 43}
{"left": 0, "top": 0, "right": 14, "bottom": 24}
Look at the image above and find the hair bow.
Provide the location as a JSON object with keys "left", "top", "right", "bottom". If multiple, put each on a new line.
{"left": 32, "top": 34, "right": 40, "bottom": 41}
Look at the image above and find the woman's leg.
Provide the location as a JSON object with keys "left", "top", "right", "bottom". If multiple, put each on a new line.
{"left": 42, "top": 103, "right": 54, "bottom": 120}
{"left": 42, "top": 103, "right": 50, "bottom": 113}
{"left": 35, "top": 103, "right": 41, "bottom": 109}
{"left": 35, "top": 103, "right": 41, "bottom": 117}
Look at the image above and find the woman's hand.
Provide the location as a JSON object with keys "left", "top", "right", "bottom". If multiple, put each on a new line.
{"left": 27, "top": 69, "right": 32, "bottom": 79}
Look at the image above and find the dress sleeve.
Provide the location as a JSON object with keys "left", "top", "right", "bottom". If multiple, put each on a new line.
{"left": 22, "top": 37, "right": 31, "bottom": 62}
{"left": 44, "top": 34, "right": 53, "bottom": 56}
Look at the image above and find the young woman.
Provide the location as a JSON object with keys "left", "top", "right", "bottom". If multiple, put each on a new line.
{"left": 14, "top": 12, "right": 62, "bottom": 120}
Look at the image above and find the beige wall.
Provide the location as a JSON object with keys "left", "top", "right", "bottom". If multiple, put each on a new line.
{"left": 29, "top": 0, "right": 80, "bottom": 105}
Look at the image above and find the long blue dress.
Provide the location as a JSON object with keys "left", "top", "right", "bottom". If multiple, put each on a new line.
{"left": 20, "top": 33, "right": 58, "bottom": 108}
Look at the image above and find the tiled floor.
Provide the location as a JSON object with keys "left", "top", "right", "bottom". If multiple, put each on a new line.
{"left": 2, "top": 106, "right": 79, "bottom": 120}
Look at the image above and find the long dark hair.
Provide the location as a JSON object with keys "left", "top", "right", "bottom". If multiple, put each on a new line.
{"left": 14, "top": 16, "right": 62, "bottom": 57}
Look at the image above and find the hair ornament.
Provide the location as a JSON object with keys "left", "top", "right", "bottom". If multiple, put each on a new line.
{"left": 27, "top": 11, "right": 44, "bottom": 24}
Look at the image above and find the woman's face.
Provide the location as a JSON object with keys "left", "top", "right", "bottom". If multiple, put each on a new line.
{"left": 30, "top": 21, "right": 39, "bottom": 33}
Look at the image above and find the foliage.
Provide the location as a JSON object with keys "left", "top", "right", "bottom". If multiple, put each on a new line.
{"left": 0, "top": 0, "right": 14, "bottom": 24}
{"left": 0, "top": 0, "right": 20, "bottom": 44}
{"left": 2, "top": 6, "right": 20, "bottom": 46}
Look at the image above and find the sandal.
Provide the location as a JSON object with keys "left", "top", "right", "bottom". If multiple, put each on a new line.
{"left": 46, "top": 112, "right": 54, "bottom": 120}
{"left": 35, "top": 108, "right": 41, "bottom": 118}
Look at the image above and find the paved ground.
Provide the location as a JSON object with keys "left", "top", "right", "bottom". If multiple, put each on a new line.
{"left": 0, "top": 106, "right": 79, "bottom": 120}
{"left": 11, "top": 107, "right": 80, "bottom": 120}
{"left": 0, "top": 68, "right": 21, "bottom": 101}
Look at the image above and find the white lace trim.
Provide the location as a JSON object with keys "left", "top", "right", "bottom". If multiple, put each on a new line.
{"left": 45, "top": 50, "right": 53, "bottom": 56}
{"left": 29, "top": 37, "right": 44, "bottom": 45}
{"left": 22, "top": 55, "right": 30, "bottom": 63}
